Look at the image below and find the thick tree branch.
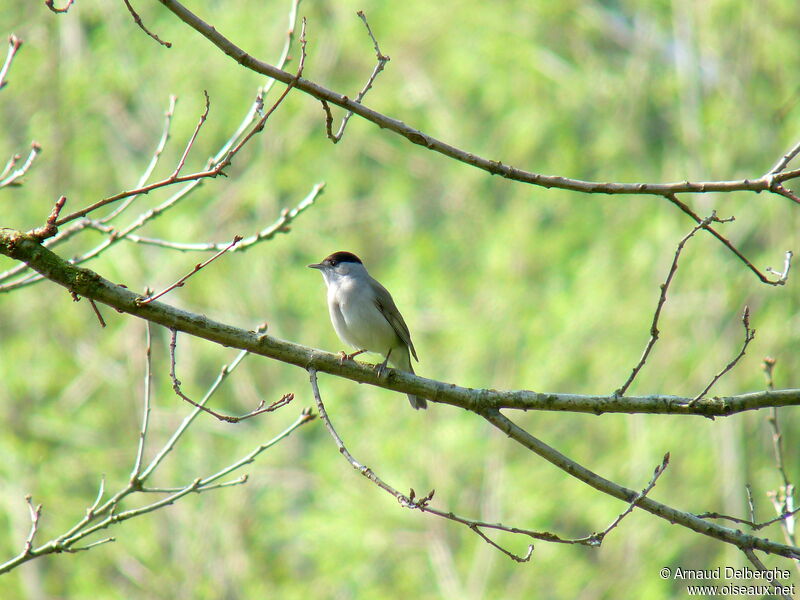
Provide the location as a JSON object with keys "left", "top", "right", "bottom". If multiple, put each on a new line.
{"left": 2, "top": 228, "right": 800, "bottom": 419}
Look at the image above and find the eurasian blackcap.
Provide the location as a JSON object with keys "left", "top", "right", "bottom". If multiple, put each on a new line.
{"left": 308, "top": 251, "right": 426, "bottom": 410}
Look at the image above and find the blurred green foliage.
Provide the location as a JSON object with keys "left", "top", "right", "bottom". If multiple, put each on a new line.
{"left": 1, "top": 1, "right": 799, "bottom": 598}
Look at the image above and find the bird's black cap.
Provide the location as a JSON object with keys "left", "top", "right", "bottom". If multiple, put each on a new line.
{"left": 322, "top": 251, "right": 363, "bottom": 266}
{"left": 308, "top": 251, "right": 363, "bottom": 269}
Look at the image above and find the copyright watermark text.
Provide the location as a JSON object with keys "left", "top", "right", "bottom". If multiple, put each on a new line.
{"left": 659, "top": 565, "right": 795, "bottom": 597}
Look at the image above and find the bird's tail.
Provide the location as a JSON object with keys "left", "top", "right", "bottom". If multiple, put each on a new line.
{"left": 391, "top": 348, "right": 427, "bottom": 410}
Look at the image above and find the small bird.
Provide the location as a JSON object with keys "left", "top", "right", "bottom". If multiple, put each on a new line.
{"left": 308, "top": 251, "right": 426, "bottom": 410}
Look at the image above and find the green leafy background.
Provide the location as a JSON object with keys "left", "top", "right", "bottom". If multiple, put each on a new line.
{"left": 1, "top": 1, "right": 798, "bottom": 598}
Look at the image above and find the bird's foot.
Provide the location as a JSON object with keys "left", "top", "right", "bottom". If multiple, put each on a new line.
{"left": 374, "top": 350, "right": 392, "bottom": 379}
{"left": 339, "top": 349, "right": 366, "bottom": 364}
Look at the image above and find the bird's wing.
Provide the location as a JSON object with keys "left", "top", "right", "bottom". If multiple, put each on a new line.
{"left": 372, "top": 279, "right": 418, "bottom": 362}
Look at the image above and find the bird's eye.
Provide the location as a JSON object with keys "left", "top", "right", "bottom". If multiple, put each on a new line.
{"left": 329, "top": 260, "right": 337, "bottom": 267}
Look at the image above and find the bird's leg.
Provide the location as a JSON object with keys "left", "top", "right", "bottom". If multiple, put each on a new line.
{"left": 375, "top": 349, "right": 392, "bottom": 378}
{"left": 339, "top": 349, "right": 366, "bottom": 364}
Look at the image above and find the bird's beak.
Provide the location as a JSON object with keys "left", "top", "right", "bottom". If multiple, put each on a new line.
{"left": 307, "top": 263, "right": 324, "bottom": 270}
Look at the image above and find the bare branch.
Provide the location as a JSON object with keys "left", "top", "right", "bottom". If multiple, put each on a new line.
{"left": 101, "top": 95, "right": 178, "bottom": 223}
{"left": 616, "top": 212, "right": 727, "bottom": 396}
{"left": 690, "top": 306, "right": 756, "bottom": 405}
{"left": 210, "top": 18, "right": 308, "bottom": 176}
{"left": 0, "top": 34, "right": 23, "bottom": 91}
{"left": 768, "top": 140, "right": 800, "bottom": 175}
{"left": 27, "top": 195, "right": 66, "bottom": 241}
{"left": 0, "top": 142, "right": 42, "bottom": 189}
{"left": 209, "top": 0, "right": 301, "bottom": 163}
{"left": 130, "top": 320, "right": 153, "bottom": 483}
{"left": 742, "top": 548, "right": 794, "bottom": 600}
{"left": 169, "top": 329, "right": 293, "bottom": 422}
{"left": 762, "top": 358, "right": 800, "bottom": 573}
{"left": 772, "top": 184, "right": 800, "bottom": 205}
{"left": 0, "top": 0, "right": 306, "bottom": 289}
{"left": 321, "top": 11, "right": 390, "bottom": 143}
{"left": 51, "top": 23, "right": 305, "bottom": 230}
{"left": 96, "top": 181, "right": 324, "bottom": 252}
{"left": 589, "top": 453, "right": 670, "bottom": 544}
{"left": 140, "top": 325, "right": 265, "bottom": 480}
{"left": 137, "top": 235, "right": 242, "bottom": 305}
{"left": 155, "top": 0, "right": 800, "bottom": 211}
{"left": 695, "top": 506, "right": 800, "bottom": 531}
{"left": 766, "top": 251, "right": 793, "bottom": 284}
{"left": 2, "top": 228, "right": 800, "bottom": 561}
{"left": 663, "top": 194, "right": 790, "bottom": 286}
{"left": 309, "top": 368, "right": 537, "bottom": 561}
{"left": 746, "top": 483, "right": 756, "bottom": 525}
{"left": 44, "top": 0, "right": 76, "bottom": 13}
{"left": 310, "top": 369, "right": 673, "bottom": 562}
{"left": 122, "top": 0, "right": 172, "bottom": 48}
{"left": 0, "top": 95, "right": 176, "bottom": 286}
{"left": 482, "top": 408, "right": 800, "bottom": 560}
{"left": 0, "top": 323, "right": 313, "bottom": 575}
{"left": 87, "top": 298, "right": 106, "bottom": 328}
{"left": 22, "top": 496, "right": 42, "bottom": 555}
{"left": 171, "top": 90, "right": 209, "bottom": 178}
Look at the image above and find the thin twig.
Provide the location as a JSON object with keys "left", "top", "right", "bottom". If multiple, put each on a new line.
{"left": 64, "top": 537, "right": 116, "bottom": 553}
{"left": 0, "top": 152, "right": 20, "bottom": 181}
{"left": 211, "top": 18, "right": 308, "bottom": 175}
{"left": 588, "top": 453, "right": 670, "bottom": 545}
{"left": 0, "top": 142, "right": 42, "bottom": 189}
{"left": 615, "top": 212, "right": 726, "bottom": 396}
{"left": 746, "top": 483, "right": 756, "bottom": 525}
{"left": 101, "top": 95, "right": 178, "bottom": 223}
{"left": 763, "top": 358, "right": 799, "bottom": 573}
{"left": 137, "top": 235, "right": 242, "bottom": 305}
{"left": 207, "top": 0, "right": 301, "bottom": 164}
{"left": 22, "top": 496, "right": 42, "bottom": 555}
{"left": 0, "top": 35, "right": 23, "bottom": 91}
{"left": 309, "top": 368, "right": 664, "bottom": 561}
{"left": 0, "top": 0, "right": 303, "bottom": 290}
{"left": 773, "top": 184, "right": 800, "bottom": 205}
{"left": 122, "top": 0, "right": 172, "bottom": 47}
{"left": 0, "top": 329, "right": 313, "bottom": 575}
{"left": 695, "top": 506, "right": 800, "bottom": 531}
{"left": 742, "top": 548, "right": 794, "bottom": 600}
{"left": 87, "top": 299, "right": 106, "bottom": 328}
{"left": 171, "top": 90, "right": 209, "bottom": 179}
{"left": 321, "top": 11, "right": 390, "bottom": 143}
{"left": 27, "top": 195, "right": 65, "bottom": 241}
{"left": 44, "top": 0, "right": 75, "bottom": 13}
{"left": 141, "top": 475, "right": 248, "bottom": 493}
{"left": 768, "top": 140, "right": 800, "bottom": 175}
{"left": 95, "top": 181, "right": 324, "bottom": 252}
{"left": 52, "top": 43, "right": 299, "bottom": 228}
{"left": 664, "top": 194, "right": 791, "bottom": 286}
{"left": 766, "top": 251, "right": 794, "bottom": 283}
{"left": 130, "top": 321, "right": 153, "bottom": 483}
{"left": 0, "top": 95, "right": 176, "bottom": 285}
{"left": 140, "top": 324, "right": 266, "bottom": 480}
{"left": 168, "top": 329, "right": 293, "bottom": 422}
{"left": 690, "top": 305, "right": 755, "bottom": 405}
